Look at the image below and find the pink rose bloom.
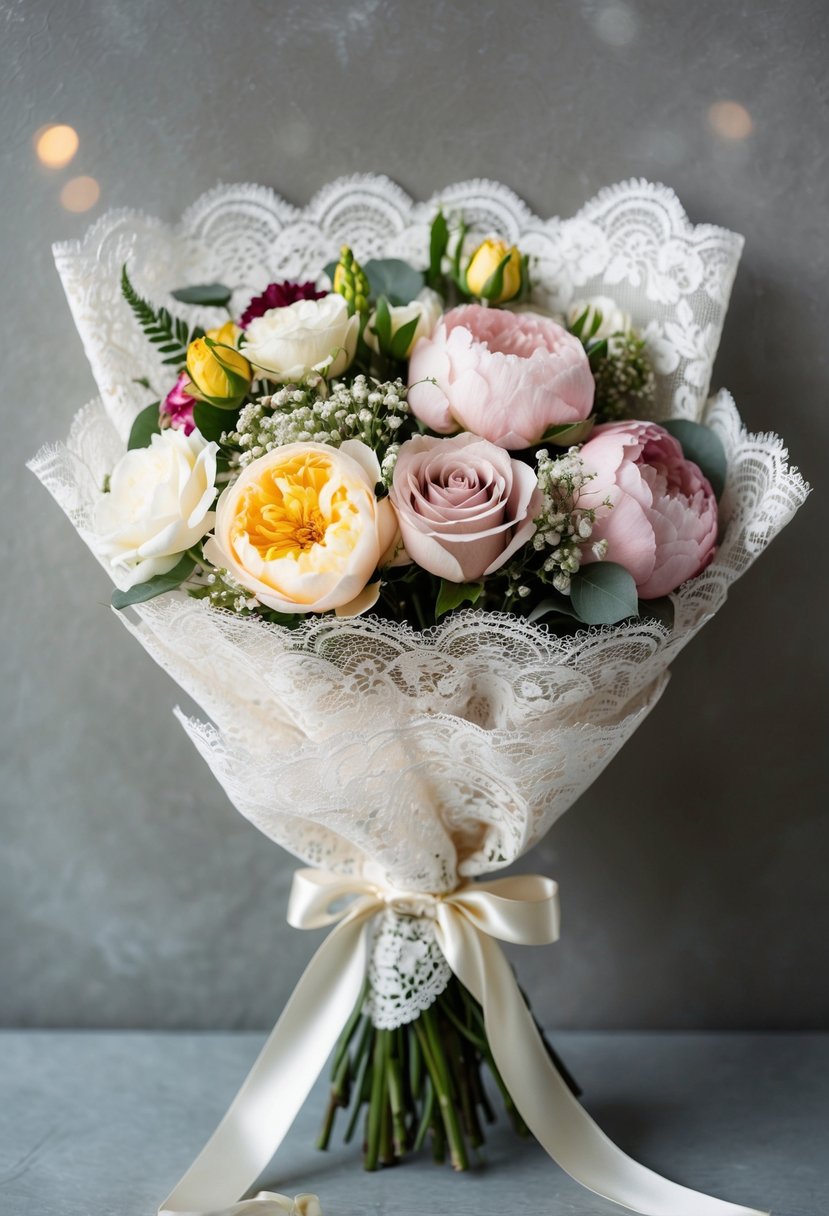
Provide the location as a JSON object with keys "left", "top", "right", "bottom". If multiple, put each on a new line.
{"left": 578, "top": 421, "right": 718, "bottom": 599}
{"left": 390, "top": 432, "right": 543, "bottom": 583}
{"left": 407, "top": 304, "right": 594, "bottom": 449}
{"left": 162, "top": 372, "right": 196, "bottom": 435}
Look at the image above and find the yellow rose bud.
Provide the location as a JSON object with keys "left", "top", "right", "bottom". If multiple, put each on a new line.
{"left": 186, "top": 325, "right": 251, "bottom": 408}
{"left": 465, "top": 238, "right": 523, "bottom": 303}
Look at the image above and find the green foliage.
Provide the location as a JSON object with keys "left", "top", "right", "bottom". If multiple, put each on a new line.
{"left": 192, "top": 400, "right": 238, "bottom": 442}
{"left": 111, "top": 553, "right": 196, "bottom": 610}
{"left": 661, "top": 419, "right": 727, "bottom": 499}
{"left": 120, "top": 264, "right": 203, "bottom": 368}
{"left": 435, "top": 579, "right": 484, "bottom": 619}
{"left": 363, "top": 259, "right": 424, "bottom": 307}
{"left": 127, "top": 401, "right": 161, "bottom": 450}
{"left": 427, "top": 210, "right": 450, "bottom": 290}
{"left": 171, "top": 282, "right": 233, "bottom": 307}
{"left": 569, "top": 562, "right": 639, "bottom": 625}
{"left": 527, "top": 594, "right": 580, "bottom": 624}
{"left": 539, "top": 416, "right": 596, "bottom": 447}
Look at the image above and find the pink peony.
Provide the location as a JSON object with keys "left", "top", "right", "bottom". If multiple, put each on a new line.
{"left": 390, "top": 432, "right": 543, "bottom": 583}
{"left": 239, "top": 280, "right": 326, "bottom": 329}
{"left": 578, "top": 421, "right": 718, "bottom": 599}
{"left": 162, "top": 372, "right": 196, "bottom": 435}
{"left": 407, "top": 304, "right": 594, "bottom": 449}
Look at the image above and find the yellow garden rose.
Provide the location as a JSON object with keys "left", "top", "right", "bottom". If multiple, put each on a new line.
{"left": 186, "top": 321, "right": 251, "bottom": 408}
{"left": 204, "top": 440, "right": 398, "bottom": 617}
{"left": 465, "top": 238, "right": 523, "bottom": 303}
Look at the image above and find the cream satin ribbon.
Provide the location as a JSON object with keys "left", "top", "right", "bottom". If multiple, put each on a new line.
{"left": 160, "top": 869, "right": 768, "bottom": 1216}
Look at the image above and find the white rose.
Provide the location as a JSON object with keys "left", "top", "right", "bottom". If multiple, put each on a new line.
{"left": 364, "top": 288, "right": 443, "bottom": 357}
{"left": 93, "top": 428, "right": 218, "bottom": 588}
{"left": 568, "top": 295, "right": 632, "bottom": 342}
{"left": 243, "top": 293, "right": 359, "bottom": 381}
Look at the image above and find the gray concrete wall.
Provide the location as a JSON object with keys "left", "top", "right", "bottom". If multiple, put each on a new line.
{"left": 2, "top": 0, "right": 827, "bottom": 1029}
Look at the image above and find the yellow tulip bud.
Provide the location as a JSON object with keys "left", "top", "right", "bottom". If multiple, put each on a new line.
{"left": 465, "top": 238, "right": 523, "bottom": 303}
{"left": 186, "top": 325, "right": 251, "bottom": 408}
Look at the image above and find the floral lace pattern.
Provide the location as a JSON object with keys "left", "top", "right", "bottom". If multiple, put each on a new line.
{"left": 30, "top": 180, "right": 808, "bottom": 1028}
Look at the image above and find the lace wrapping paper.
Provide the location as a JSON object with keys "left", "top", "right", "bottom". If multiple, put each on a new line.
{"left": 30, "top": 179, "right": 809, "bottom": 1027}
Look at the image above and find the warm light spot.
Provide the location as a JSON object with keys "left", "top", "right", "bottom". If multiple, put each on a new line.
{"left": 708, "top": 101, "right": 753, "bottom": 141}
{"left": 34, "top": 124, "right": 79, "bottom": 168}
{"left": 60, "top": 176, "right": 101, "bottom": 213}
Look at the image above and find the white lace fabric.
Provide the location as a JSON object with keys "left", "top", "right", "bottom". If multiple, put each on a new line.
{"left": 30, "top": 178, "right": 809, "bottom": 1028}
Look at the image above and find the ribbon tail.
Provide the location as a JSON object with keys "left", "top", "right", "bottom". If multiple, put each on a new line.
{"left": 159, "top": 913, "right": 370, "bottom": 1216}
{"left": 437, "top": 911, "right": 768, "bottom": 1216}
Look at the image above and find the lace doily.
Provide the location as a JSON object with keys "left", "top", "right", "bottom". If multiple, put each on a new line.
{"left": 31, "top": 179, "right": 808, "bottom": 1028}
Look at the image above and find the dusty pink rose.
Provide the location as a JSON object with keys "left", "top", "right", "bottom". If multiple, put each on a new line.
{"left": 162, "top": 372, "right": 196, "bottom": 435}
{"left": 390, "top": 432, "right": 543, "bottom": 582}
{"left": 407, "top": 304, "right": 594, "bottom": 449}
{"left": 578, "top": 421, "right": 718, "bottom": 599}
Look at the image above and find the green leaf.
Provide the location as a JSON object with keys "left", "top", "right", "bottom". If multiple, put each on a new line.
{"left": 428, "top": 210, "right": 450, "bottom": 287}
{"left": 127, "top": 401, "right": 161, "bottom": 449}
{"left": 527, "top": 594, "right": 580, "bottom": 624}
{"left": 661, "top": 419, "right": 727, "bottom": 499}
{"left": 639, "top": 595, "right": 675, "bottom": 630}
{"left": 479, "top": 251, "right": 513, "bottom": 302}
{"left": 323, "top": 260, "right": 338, "bottom": 284}
{"left": 112, "top": 554, "right": 196, "bottom": 610}
{"left": 121, "top": 264, "right": 198, "bottom": 369}
{"left": 192, "top": 400, "right": 237, "bottom": 441}
{"left": 364, "top": 259, "right": 424, "bottom": 307}
{"left": 451, "top": 221, "right": 468, "bottom": 290}
{"left": 435, "top": 580, "right": 483, "bottom": 619}
{"left": 570, "top": 562, "right": 639, "bottom": 625}
{"left": 171, "top": 283, "right": 233, "bottom": 307}
{"left": 569, "top": 306, "right": 589, "bottom": 340}
{"left": 539, "top": 415, "right": 596, "bottom": 446}
{"left": 587, "top": 337, "right": 609, "bottom": 368}
{"left": 390, "top": 314, "right": 421, "bottom": 360}
{"left": 372, "top": 296, "right": 393, "bottom": 352}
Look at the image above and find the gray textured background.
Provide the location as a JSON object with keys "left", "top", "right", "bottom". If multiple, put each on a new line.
{"left": 2, "top": 0, "right": 827, "bottom": 1030}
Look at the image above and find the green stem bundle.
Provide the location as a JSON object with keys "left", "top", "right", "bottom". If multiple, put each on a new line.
{"left": 316, "top": 975, "right": 556, "bottom": 1171}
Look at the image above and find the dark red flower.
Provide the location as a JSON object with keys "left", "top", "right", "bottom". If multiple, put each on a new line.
{"left": 239, "top": 280, "right": 326, "bottom": 329}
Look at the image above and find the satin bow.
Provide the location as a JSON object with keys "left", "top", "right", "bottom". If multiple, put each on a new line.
{"left": 160, "top": 869, "right": 767, "bottom": 1216}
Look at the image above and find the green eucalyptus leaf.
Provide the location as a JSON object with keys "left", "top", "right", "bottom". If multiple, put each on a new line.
{"left": 112, "top": 553, "right": 196, "bottom": 610}
{"left": 171, "top": 283, "right": 233, "bottom": 307}
{"left": 527, "top": 594, "right": 580, "bottom": 624}
{"left": 435, "top": 579, "right": 484, "bottom": 620}
{"left": 364, "top": 259, "right": 424, "bottom": 307}
{"left": 539, "top": 415, "right": 596, "bottom": 446}
{"left": 127, "top": 401, "right": 161, "bottom": 450}
{"left": 661, "top": 419, "right": 727, "bottom": 499}
{"left": 323, "top": 260, "right": 338, "bottom": 284}
{"left": 570, "top": 562, "right": 639, "bottom": 625}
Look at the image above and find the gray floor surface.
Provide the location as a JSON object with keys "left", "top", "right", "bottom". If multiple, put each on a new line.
{"left": 1, "top": 1031, "right": 825, "bottom": 1215}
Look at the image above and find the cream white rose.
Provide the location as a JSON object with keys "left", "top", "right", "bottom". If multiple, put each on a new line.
{"left": 568, "top": 295, "right": 632, "bottom": 342}
{"left": 242, "top": 293, "right": 359, "bottom": 381}
{"left": 93, "top": 428, "right": 218, "bottom": 588}
{"left": 364, "top": 288, "right": 443, "bottom": 357}
{"left": 204, "top": 440, "right": 398, "bottom": 617}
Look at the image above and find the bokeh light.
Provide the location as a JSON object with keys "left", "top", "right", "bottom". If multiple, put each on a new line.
{"left": 708, "top": 101, "right": 754, "bottom": 140}
{"left": 34, "top": 124, "right": 79, "bottom": 168}
{"left": 59, "top": 176, "right": 101, "bottom": 213}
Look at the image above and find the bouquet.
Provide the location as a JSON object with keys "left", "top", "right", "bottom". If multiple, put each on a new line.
{"left": 30, "top": 177, "right": 807, "bottom": 1216}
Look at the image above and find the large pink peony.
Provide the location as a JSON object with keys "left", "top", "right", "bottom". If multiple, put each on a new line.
{"left": 407, "top": 304, "right": 594, "bottom": 449}
{"left": 578, "top": 421, "right": 718, "bottom": 599}
{"left": 390, "top": 432, "right": 542, "bottom": 583}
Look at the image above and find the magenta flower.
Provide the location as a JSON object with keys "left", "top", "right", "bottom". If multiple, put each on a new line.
{"left": 162, "top": 372, "right": 197, "bottom": 435}
{"left": 239, "top": 281, "right": 326, "bottom": 329}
